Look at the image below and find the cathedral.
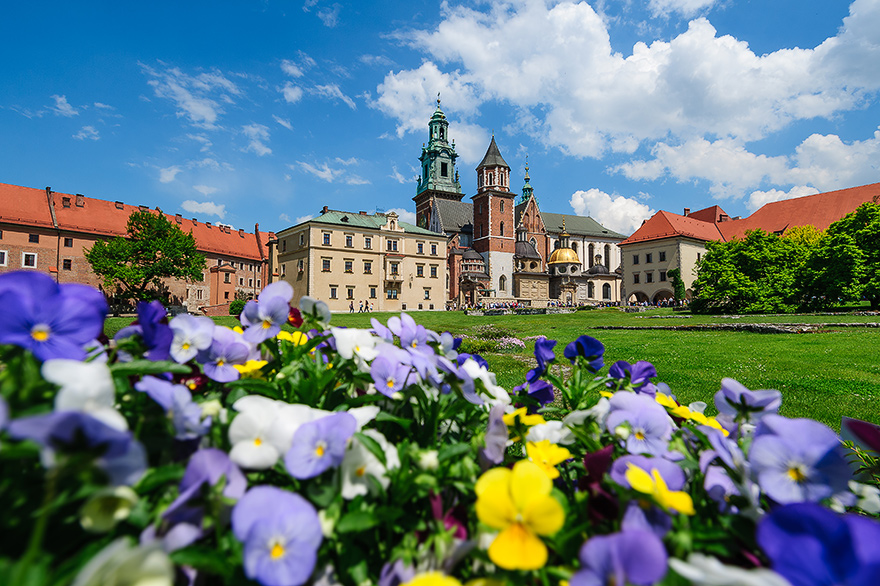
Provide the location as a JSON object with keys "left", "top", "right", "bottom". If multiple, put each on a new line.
{"left": 413, "top": 100, "right": 626, "bottom": 307}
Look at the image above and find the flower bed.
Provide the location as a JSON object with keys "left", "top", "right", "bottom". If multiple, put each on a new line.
{"left": 0, "top": 270, "right": 879, "bottom": 586}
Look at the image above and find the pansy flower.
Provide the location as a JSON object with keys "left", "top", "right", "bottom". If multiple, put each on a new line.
{"left": 571, "top": 530, "right": 667, "bottom": 586}
{"left": 169, "top": 314, "right": 214, "bottom": 363}
{"left": 285, "top": 412, "right": 356, "bottom": 479}
{"left": 563, "top": 335, "right": 605, "bottom": 371}
{"left": 241, "top": 281, "right": 294, "bottom": 344}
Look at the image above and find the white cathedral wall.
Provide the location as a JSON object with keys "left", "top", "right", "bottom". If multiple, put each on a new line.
{"left": 484, "top": 251, "right": 515, "bottom": 298}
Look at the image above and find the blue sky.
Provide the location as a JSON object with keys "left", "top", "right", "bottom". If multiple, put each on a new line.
{"left": 2, "top": 0, "right": 879, "bottom": 235}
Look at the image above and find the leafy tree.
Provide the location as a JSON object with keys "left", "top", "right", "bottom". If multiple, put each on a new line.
{"left": 666, "top": 268, "right": 686, "bottom": 304}
{"left": 85, "top": 210, "right": 206, "bottom": 304}
{"left": 804, "top": 202, "right": 880, "bottom": 309}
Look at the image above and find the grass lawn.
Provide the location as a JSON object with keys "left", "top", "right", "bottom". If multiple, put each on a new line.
{"left": 105, "top": 308, "right": 880, "bottom": 429}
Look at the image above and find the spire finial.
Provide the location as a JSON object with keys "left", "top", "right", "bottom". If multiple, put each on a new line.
{"left": 437, "top": 92, "right": 441, "bottom": 107}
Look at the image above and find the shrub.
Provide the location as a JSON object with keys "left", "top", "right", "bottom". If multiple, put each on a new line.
{"left": 229, "top": 298, "right": 246, "bottom": 316}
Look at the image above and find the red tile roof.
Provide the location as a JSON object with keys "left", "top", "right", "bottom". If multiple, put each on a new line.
{"left": 0, "top": 182, "right": 274, "bottom": 261}
{"left": 621, "top": 182, "right": 880, "bottom": 246}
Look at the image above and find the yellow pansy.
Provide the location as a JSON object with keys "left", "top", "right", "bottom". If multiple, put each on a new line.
{"left": 234, "top": 360, "right": 268, "bottom": 379}
{"left": 526, "top": 440, "right": 572, "bottom": 479}
{"left": 655, "top": 392, "right": 679, "bottom": 409}
{"left": 657, "top": 394, "right": 729, "bottom": 436}
{"left": 625, "top": 463, "right": 695, "bottom": 515}
{"left": 403, "top": 572, "right": 463, "bottom": 586}
{"left": 277, "top": 330, "right": 308, "bottom": 345}
{"left": 502, "top": 407, "right": 546, "bottom": 428}
{"left": 475, "top": 460, "right": 565, "bottom": 570}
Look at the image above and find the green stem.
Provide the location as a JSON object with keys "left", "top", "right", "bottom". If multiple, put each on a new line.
{"left": 13, "top": 465, "right": 59, "bottom": 582}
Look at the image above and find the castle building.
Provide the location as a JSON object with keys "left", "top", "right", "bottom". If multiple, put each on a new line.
{"left": 620, "top": 184, "right": 880, "bottom": 304}
{"left": 0, "top": 183, "right": 274, "bottom": 314}
{"left": 413, "top": 102, "right": 626, "bottom": 307}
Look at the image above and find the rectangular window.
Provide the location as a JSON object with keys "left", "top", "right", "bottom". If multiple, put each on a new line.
{"left": 633, "top": 273, "right": 640, "bottom": 284}
{"left": 239, "top": 278, "right": 244, "bottom": 285}
{"left": 431, "top": 243, "right": 437, "bottom": 255}
{"left": 63, "top": 237, "right": 73, "bottom": 247}
{"left": 282, "top": 240, "right": 287, "bottom": 252}
{"left": 299, "top": 233, "right": 305, "bottom": 246}
{"left": 347, "top": 287, "right": 355, "bottom": 300}
{"left": 441, "top": 162, "right": 448, "bottom": 177}
{"left": 330, "top": 287, "right": 338, "bottom": 299}
{"left": 224, "top": 273, "right": 231, "bottom": 283}
{"left": 417, "top": 243, "right": 424, "bottom": 254}
{"left": 62, "top": 259, "right": 72, "bottom": 270}
{"left": 386, "top": 240, "right": 398, "bottom": 252}
{"left": 298, "top": 259, "right": 304, "bottom": 272}
{"left": 416, "top": 265, "right": 424, "bottom": 277}
{"left": 0, "top": 250, "right": 6, "bottom": 266}
{"left": 646, "top": 253, "right": 653, "bottom": 263}
{"left": 29, "top": 234, "right": 39, "bottom": 244}
{"left": 646, "top": 272, "right": 654, "bottom": 283}
{"left": 323, "top": 233, "right": 331, "bottom": 246}
{"left": 387, "top": 288, "right": 398, "bottom": 300}
{"left": 344, "top": 260, "right": 353, "bottom": 273}
{"left": 196, "top": 289, "right": 203, "bottom": 300}
{"left": 632, "top": 254, "right": 640, "bottom": 265}
{"left": 370, "top": 287, "right": 376, "bottom": 299}
{"left": 364, "top": 237, "right": 372, "bottom": 250}
{"left": 659, "top": 271, "right": 667, "bottom": 282}
{"left": 364, "top": 261, "right": 372, "bottom": 274}
{"left": 345, "top": 235, "right": 353, "bottom": 248}
{"left": 257, "top": 280, "right": 261, "bottom": 287}
{"left": 224, "top": 292, "right": 230, "bottom": 300}
{"left": 249, "top": 279, "right": 254, "bottom": 286}
{"left": 390, "top": 262, "right": 399, "bottom": 275}
{"left": 322, "top": 259, "right": 331, "bottom": 272}
{"left": 424, "top": 288, "right": 430, "bottom": 300}
{"left": 430, "top": 265, "right": 437, "bottom": 278}
{"left": 659, "top": 251, "right": 666, "bottom": 262}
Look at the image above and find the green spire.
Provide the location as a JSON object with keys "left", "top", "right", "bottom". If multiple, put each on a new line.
{"left": 417, "top": 96, "right": 462, "bottom": 196}
{"left": 520, "top": 158, "right": 537, "bottom": 204}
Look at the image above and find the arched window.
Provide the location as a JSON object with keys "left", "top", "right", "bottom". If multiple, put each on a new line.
{"left": 589, "top": 244, "right": 595, "bottom": 267}
{"left": 588, "top": 282, "right": 595, "bottom": 298}
{"left": 499, "top": 275, "right": 507, "bottom": 292}
{"left": 603, "top": 283, "right": 611, "bottom": 300}
{"left": 488, "top": 172, "right": 494, "bottom": 185}
{"left": 604, "top": 244, "right": 611, "bottom": 269}
{"left": 500, "top": 221, "right": 504, "bottom": 236}
{"left": 500, "top": 200, "right": 504, "bottom": 213}
{"left": 439, "top": 127, "right": 445, "bottom": 140}
{"left": 571, "top": 242, "right": 577, "bottom": 253}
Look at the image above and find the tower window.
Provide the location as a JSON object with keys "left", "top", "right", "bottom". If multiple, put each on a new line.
{"left": 500, "top": 221, "right": 504, "bottom": 236}
{"left": 441, "top": 162, "right": 448, "bottom": 177}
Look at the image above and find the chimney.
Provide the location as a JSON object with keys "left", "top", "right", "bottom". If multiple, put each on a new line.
{"left": 719, "top": 214, "right": 729, "bottom": 222}
{"left": 322, "top": 205, "right": 329, "bottom": 214}
{"left": 683, "top": 208, "right": 690, "bottom": 216}
{"left": 175, "top": 213, "right": 182, "bottom": 223}
{"left": 62, "top": 196, "right": 71, "bottom": 208}
{"left": 75, "top": 194, "right": 85, "bottom": 207}
{"left": 239, "top": 228, "right": 245, "bottom": 237}
{"left": 115, "top": 201, "right": 124, "bottom": 210}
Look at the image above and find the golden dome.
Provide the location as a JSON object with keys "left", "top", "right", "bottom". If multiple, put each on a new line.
{"left": 548, "top": 247, "right": 580, "bottom": 265}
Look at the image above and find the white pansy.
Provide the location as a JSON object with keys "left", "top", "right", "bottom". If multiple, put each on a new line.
{"left": 417, "top": 450, "right": 439, "bottom": 471}
{"left": 44, "top": 359, "right": 128, "bottom": 431}
{"left": 340, "top": 429, "right": 399, "bottom": 500}
{"left": 228, "top": 396, "right": 284, "bottom": 469}
{"left": 348, "top": 405, "right": 380, "bottom": 430}
{"left": 526, "top": 420, "right": 574, "bottom": 445}
{"left": 264, "top": 403, "right": 331, "bottom": 455}
{"left": 564, "top": 397, "right": 611, "bottom": 428}
{"left": 460, "top": 358, "right": 511, "bottom": 408}
{"left": 669, "top": 554, "right": 792, "bottom": 586}
{"left": 72, "top": 537, "right": 174, "bottom": 586}
{"left": 331, "top": 327, "right": 380, "bottom": 363}
{"left": 850, "top": 480, "right": 880, "bottom": 514}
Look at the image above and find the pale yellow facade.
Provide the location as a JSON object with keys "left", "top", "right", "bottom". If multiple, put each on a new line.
{"left": 620, "top": 237, "right": 706, "bottom": 304}
{"left": 273, "top": 212, "right": 448, "bottom": 313}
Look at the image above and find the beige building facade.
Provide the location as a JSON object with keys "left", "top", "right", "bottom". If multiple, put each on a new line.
{"left": 271, "top": 209, "right": 448, "bottom": 312}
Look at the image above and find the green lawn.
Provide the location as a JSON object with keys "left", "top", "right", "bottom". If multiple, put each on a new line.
{"left": 106, "top": 308, "right": 880, "bottom": 429}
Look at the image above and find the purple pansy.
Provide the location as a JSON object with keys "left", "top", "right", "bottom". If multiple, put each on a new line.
{"left": 169, "top": 314, "right": 215, "bottom": 363}
{"left": 285, "top": 412, "right": 356, "bottom": 479}
{"left": 371, "top": 355, "right": 414, "bottom": 397}
{"left": 621, "top": 501, "right": 673, "bottom": 538}
{"left": 165, "top": 448, "right": 247, "bottom": 519}
{"left": 8, "top": 410, "right": 132, "bottom": 458}
{"left": 0, "top": 271, "right": 107, "bottom": 361}
{"left": 841, "top": 417, "right": 880, "bottom": 453}
{"left": 571, "top": 529, "right": 667, "bottom": 586}
{"left": 564, "top": 335, "right": 605, "bottom": 371}
{"left": 115, "top": 301, "right": 174, "bottom": 362}
{"left": 241, "top": 281, "right": 294, "bottom": 344}
{"left": 134, "top": 376, "right": 211, "bottom": 440}
{"left": 480, "top": 404, "right": 508, "bottom": 466}
{"left": 232, "top": 486, "right": 323, "bottom": 586}
{"left": 749, "top": 414, "right": 852, "bottom": 504}
{"left": 197, "top": 326, "right": 251, "bottom": 382}
{"left": 608, "top": 361, "right": 658, "bottom": 395}
{"left": 757, "top": 502, "right": 880, "bottom": 586}
{"left": 606, "top": 392, "right": 672, "bottom": 456}
{"left": 714, "top": 378, "right": 781, "bottom": 424}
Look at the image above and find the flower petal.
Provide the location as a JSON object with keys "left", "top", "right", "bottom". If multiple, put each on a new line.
{"left": 488, "top": 523, "right": 548, "bottom": 570}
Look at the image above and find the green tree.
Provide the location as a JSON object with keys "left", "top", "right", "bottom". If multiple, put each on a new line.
{"left": 804, "top": 202, "right": 880, "bottom": 309}
{"left": 667, "top": 268, "right": 686, "bottom": 304}
{"left": 85, "top": 210, "right": 206, "bottom": 304}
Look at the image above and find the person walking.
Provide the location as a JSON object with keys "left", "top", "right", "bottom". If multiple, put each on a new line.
{"left": 358, "top": 301, "right": 364, "bottom": 313}
{"left": 349, "top": 300, "right": 355, "bottom": 313}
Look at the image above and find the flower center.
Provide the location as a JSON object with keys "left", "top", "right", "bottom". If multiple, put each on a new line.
{"left": 254, "top": 437, "right": 263, "bottom": 447}
{"left": 261, "top": 319, "right": 273, "bottom": 329}
{"left": 270, "top": 541, "right": 285, "bottom": 560}
{"left": 634, "top": 429, "right": 646, "bottom": 441}
{"left": 315, "top": 441, "right": 326, "bottom": 457}
{"left": 355, "top": 465, "right": 366, "bottom": 477}
{"left": 187, "top": 381, "right": 197, "bottom": 390}
{"left": 217, "top": 359, "right": 225, "bottom": 367}
{"left": 787, "top": 464, "right": 808, "bottom": 483}
{"left": 386, "top": 378, "right": 395, "bottom": 389}
{"left": 30, "top": 325, "right": 51, "bottom": 342}
{"left": 182, "top": 342, "right": 191, "bottom": 350}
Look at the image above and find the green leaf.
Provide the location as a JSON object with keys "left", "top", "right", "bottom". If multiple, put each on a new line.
{"left": 306, "top": 479, "right": 339, "bottom": 509}
{"left": 135, "top": 464, "right": 185, "bottom": 494}
{"left": 438, "top": 443, "right": 471, "bottom": 462}
{"left": 224, "top": 378, "right": 282, "bottom": 400}
{"left": 171, "top": 546, "right": 234, "bottom": 576}
{"left": 110, "top": 360, "right": 192, "bottom": 376}
{"left": 353, "top": 432, "right": 386, "bottom": 466}
{"left": 375, "top": 411, "right": 413, "bottom": 429}
{"left": 336, "top": 509, "right": 380, "bottom": 533}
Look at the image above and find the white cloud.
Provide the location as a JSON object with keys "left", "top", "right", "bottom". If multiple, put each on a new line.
{"left": 193, "top": 185, "right": 218, "bottom": 196}
{"left": 747, "top": 186, "right": 820, "bottom": 211}
{"left": 159, "top": 165, "right": 182, "bottom": 183}
{"left": 376, "top": 1, "right": 880, "bottom": 163}
{"left": 281, "top": 60, "right": 305, "bottom": 78}
{"left": 281, "top": 82, "right": 304, "bottom": 104}
{"left": 387, "top": 208, "right": 417, "bottom": 225}
{"left": 389, "top": 166, "right": 411, "bottom": 184}
{"left": 182, "top": 200, "right": 226, "bottom": 219}
{"left": 51, "top": 95, "right": 79, "bottom": 117}
{"left": 242, "top": 123, "right": 272, "bottom": 156}
{"left": 93, "top": 102, "right": 114, "bottom": 110}
{"left": 569, "top": 189, "right": 655, "bottom": 235}
{"left": 788, "top": 128, "right": 880, "bottom": 191}
{"left": 295, "top": 214, "right": 314, "bottom": 224}
{"left": 273, "top": 115, "right": 293, "bottom": 130}
{"left": 317, "top": 4, "right": 341, "bottom": 27}
{"left": 141, "top": 63, "right": 241, "bottom": 129}
{"left": 649, "top": 0, "right": 718, "bottom": 18}
{"left": 312, "top": 84, "right": 356, "bottom": 109}
{"left": 279, "top": 213, "right": 292, "bottom": 223}
{"left": 187, "top": 133, "right": 213, "bottom": 152}
{"left": 296, "top": 159, "right": 370, "bottom": 185}
{"left": 73, "top": 125, "right": 100, "bottom": 140}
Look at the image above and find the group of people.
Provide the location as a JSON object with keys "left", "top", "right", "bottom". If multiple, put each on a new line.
{"left": 350, "top": 300, "right": 375, "bottom": 313}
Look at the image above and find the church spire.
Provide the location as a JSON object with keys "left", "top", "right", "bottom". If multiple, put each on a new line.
{"left": 520, "top": 157, "right": 536, "bottom": 204}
